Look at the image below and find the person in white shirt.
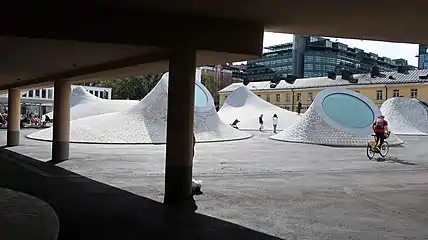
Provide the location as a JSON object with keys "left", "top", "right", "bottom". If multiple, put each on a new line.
{"left": 272, "top": 114, "right": 278, "bottom": 133}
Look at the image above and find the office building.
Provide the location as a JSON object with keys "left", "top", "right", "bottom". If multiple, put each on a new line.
{"left": 246, "top": 36, "right": 413, "bottom": 82}
{"left": 419, "top": 45, "right": 428, "bottom": 69}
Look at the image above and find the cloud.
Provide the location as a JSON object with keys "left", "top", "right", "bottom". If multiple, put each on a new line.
{"left": 262, "top": 33, "right": 419, "bottom": 66}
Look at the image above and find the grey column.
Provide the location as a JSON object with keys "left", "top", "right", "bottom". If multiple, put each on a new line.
{"left": 7, "top": 88, "right": 21, "bottom": 146}
{"left": 164, "top": 48, "right": 196, "bottom": 206}
{"left": 51, "top": 80, "right": 71, "bottom": 164}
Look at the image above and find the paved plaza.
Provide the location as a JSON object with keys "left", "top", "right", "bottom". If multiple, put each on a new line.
{"left": 1, "top": 129, "right": 428, "bottom": 239}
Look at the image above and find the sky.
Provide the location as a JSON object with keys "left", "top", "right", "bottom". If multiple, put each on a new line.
{"left": 257, "top": 32, "right": 419, "bottom": 66}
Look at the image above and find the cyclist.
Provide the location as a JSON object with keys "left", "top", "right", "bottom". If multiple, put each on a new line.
{"left": 372, "top": 115, "right": 389, "bottom": 151}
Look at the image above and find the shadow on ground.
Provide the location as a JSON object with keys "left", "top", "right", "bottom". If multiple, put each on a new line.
{"left": 0, "top": 149, "right": 281, "bottom": 240}
{"left": 375, "top": 156, "right": 417, "bottom": 165}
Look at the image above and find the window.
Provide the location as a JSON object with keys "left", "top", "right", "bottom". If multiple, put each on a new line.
{"left": 411, "top": 89, "right": 418, "bottom": 98}
{"left": 308, "top": 92, "right": 313, "bottom": 102}
{"left": 41, "top": 89, "right": 46, "bottom": 98}
{"left": 376, "top": 90, "right": 383, "bottom": 100}
{"left": 296, "top": 93, "right": 302, "bottom": 102}
{"left": 28, "top": 90, "right": 33, "bottom": 98}
{"left": 276, "top": 94, "right": 280, "bottom": 103}
{"left": 48, "top": 89, "right": 53, "bottom": 99}
{"left": 35, "top": 89, "right": 40, "bottom": 98}
{"left": 90, "top": 90, "right": 94, "bottom": 94}
{"left": 94, "top": 91, "right": 99, "bottom": 97}
{"left": 392, "top": 89, "right": 400, "bottom": 97}
{"left": 285, "top": 93, "right": 291, "bottom": 102}
{"left": 22, "top": 92, "right": 27, "bottom": 97}
{"left": 266, "top": 94, "right": 270, "bottom": 102}
{"left": 100, "top": 91, "right": 104, "bottom": 99}
{"left": 105, "top": 91, "right": 109, "bottom": 99}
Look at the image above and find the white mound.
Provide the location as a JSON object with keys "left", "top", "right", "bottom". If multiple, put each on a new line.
{"left": 270, "top": 88, "right": 403, "bottom": 147}
{"left": 380, "top": 97, "right": 428, "bottom": 135}
{"left": 28, "top": 71, "right": 251, "bottom": 144}
{"left": 218, "top": 86, "right": 300, "bottom": 130}
{"left": 45, "top": 86, "right": 138, "bottom": 121}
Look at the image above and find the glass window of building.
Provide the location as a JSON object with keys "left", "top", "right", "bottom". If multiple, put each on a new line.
{"left": 296, "top": 93, "right": 302, "bottom": 102}
{"left": 411, "top": 89, "right": 418, "bottom": 98}
{"left": 266, "top": 94, "right": 270, "bottom": 102}
{"left": 392, "top": 89, "right": 400, "bottom": 97}
{"left": 376, "top": 90, "right": 383, "bottom": 100}
{"left": 89, "top": 90, "right": 94, "bottom": 94}
{"left": 28, "top": 90, "right": 33, "bottom": 98}
{"left": 100, "top": 91, "right": 104, "bottom": 99}
{"left": 105, "top": 91, "right": 109, "bottom": 99}
{"left": 285, "top": 93, "right": 290, "bottom": 102}
{"left": 35, "top": 89, "right": 40, "bottom": 98}
{"left": 41, "top": 89, "right": 46, "bottom": 98}
{"left": 276, "top": 94, "right": 280, "bottom": 103}
{"left": 308, "top": 92, "right": 313, "bottom": 102}
{"left": 48, "top": 89, "right": 53, "bottom": 99}
{"left": 94, "top": 91, "right": 99, "bottom": 97}
{"left": 22, "top": 92, "right": 27, "bottom": 97}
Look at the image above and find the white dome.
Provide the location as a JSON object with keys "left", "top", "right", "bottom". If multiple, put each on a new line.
{"left": 218, "top": 86, "right": 300, "bottom": 130}
{"left": 28, "top": 70, "right": 251, "bottom": 144}
{"left": 270, "top": 87, "right": 403, "bottom": 147}
{"left": 45, "top": 86, "right": 138, "bottom": 121}
{"left": 380, "top": 97, "right": 428, "bottom": 135}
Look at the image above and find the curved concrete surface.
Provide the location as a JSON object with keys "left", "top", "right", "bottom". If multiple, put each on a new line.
{"left": 28, "top": 70, "right": 251, "bottom": 144}
{"left": 270, "top": 88, "right": 403, "bottom": 147}
{"left": 218, "top": 86, "right": 300, "bottom": 130}
{"left": 380, "top": 97, "right": 428, "bottom": 136}
{"left": 45, "top": 86, "right": 138, "bottom": 121}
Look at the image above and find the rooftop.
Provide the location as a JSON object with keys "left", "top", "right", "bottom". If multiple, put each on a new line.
{"left": 219, "top": 69, "right": 428, "bottom": 93}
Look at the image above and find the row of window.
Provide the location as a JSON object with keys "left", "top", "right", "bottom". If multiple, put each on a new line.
{"left": 374, "top": 89, "right": 418, "bottom": 100}
{"left": 22, "top": 89, "right": 54, "bottom": 99}
{"left": 250, "top": 88, "right": 420, "bottom": 104}
{"left": 89, "top": 89, "right": 109, "bottom": 99}
{"left": 257, "top": 92, "right": 314, "bottom": 104}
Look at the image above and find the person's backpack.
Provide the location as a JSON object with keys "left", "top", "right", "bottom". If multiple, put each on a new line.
{"left": 374, "top": 119, "right": 384, "bottom": 129}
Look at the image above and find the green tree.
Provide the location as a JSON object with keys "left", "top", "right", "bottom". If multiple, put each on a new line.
{"left": 96, "top": 74, "right": 162, "bottom": 100}
{"left": 201, "top": 72, "right": 218, "bottom": 102}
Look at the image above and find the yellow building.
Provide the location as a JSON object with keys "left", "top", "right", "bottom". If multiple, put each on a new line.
{"left": 219, "top": 69, "right": 428, "bottom": 113}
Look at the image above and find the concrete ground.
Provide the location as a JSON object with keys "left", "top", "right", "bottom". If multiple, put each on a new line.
{"left": 1, "top": 129, "right": 428, "bottom": 239}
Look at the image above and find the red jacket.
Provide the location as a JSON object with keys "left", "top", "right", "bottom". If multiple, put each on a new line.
{"left": 372, "top": 119, "right": 388, "bottom": 133}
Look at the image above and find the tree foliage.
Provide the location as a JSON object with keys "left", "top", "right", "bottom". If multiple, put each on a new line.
{"left": 201, "top": 72, "right": 218, "bottom": 102}
{"left": 96, "top": 74, "right": 162, "bottom": 100}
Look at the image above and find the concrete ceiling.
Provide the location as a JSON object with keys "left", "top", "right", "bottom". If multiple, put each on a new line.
{"left": 0, "top": 0, "right": 426, "bottom": 90}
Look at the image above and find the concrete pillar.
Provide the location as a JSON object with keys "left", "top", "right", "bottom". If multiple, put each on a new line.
{"left": 7, "top": 88, "right": 21, "bottom": 146}
{"left": 164, "top": 48, "right": 196, "bottom": 206}
{"left": 51, "top": 80, "right": 71, "bottom": 163}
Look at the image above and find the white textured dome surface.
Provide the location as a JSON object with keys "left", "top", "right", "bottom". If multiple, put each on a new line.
{"left": 218, "top": 86, "right": 300, "bottom": 130}
{"left": 380, "top": 97, "right": 428, "bottom": 135}
{"left": 270, "top": 88, "right": 403, "bottom": 147}
{"left": 28, "top": 71, "right": 251, "bottom": 144}
{"left": 45, "top": 86, "right": 138, "bottom": 121}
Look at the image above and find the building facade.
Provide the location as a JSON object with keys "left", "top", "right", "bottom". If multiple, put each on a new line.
{"left": 219, "top": 69, "right": 428, "bottom": 113}
{"left": 246, "top": 36, "right": 413, "bottom": 82}
{"left": 419, "top": 45, "right": 428, "bottom": 70}
{"left": 0, "top": 85, "right": 112, "bottom": 117}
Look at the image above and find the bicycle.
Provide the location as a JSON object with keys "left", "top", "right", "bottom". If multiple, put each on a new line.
{"left": 366, "top": 131, "right": 390, "bottom": 160}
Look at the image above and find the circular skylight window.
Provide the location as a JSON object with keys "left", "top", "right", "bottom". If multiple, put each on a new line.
{"left": 322, "top": 93, "right": 374, "bottom": 128}
{"left": 314, "top": 88, "right": 380, "bottom": 136}
{"left": 194, "top": 84, "right": 209, "bottom": 108}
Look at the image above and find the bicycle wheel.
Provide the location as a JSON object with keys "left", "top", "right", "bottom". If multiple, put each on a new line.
{"left": 366, "top": 145, "right": 375, "bottom": 159}
{"left": 379, "top": 141, "right": 389, "bottom": 157}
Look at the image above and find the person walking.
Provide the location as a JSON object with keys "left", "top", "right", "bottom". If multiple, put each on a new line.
{"left": 272, "top": 114, "right": 278, "bottom": 133}
{"left": 258, "top": 114, "right": 264, "bottom": 131}
{"left": 297, "top": 101, "right": 302, "bottom": 115}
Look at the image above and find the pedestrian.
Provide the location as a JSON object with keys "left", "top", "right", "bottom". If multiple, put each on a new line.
{"left": 272, "top": 114, "right": 278, "bottom": 133}
{"left": 297, "top": 102, "right": 302, "bottom": 115}
{"left": 259, "top": 114, "right": 264, "bottom": 131}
